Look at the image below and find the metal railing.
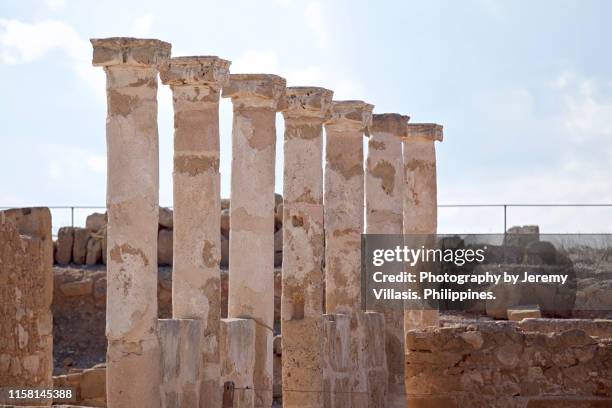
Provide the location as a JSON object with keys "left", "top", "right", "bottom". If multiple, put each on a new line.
{"left": 438, "top": 203, "right": 612, "bottom": 233}
{"left": 2, "top": 204, "right": 612, "bottom": 236}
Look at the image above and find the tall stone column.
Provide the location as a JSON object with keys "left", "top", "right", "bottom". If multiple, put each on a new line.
{"left": 324, "top": 100, "right": 372, "bottom": 314}
{"left": 365, "top": 113, "right": 409, "bottom": 407}
{"left": 402, "top": 123, "right": 443, "bottom": 330}
{"left": 160, "top": 56, "right": 230, "bottom": 407}
{"left": 280, "top": 87, "right": 333, "bottom": 407}
{"left": 91, "top": 37, "right": 170, "bottom": 408}
{"left": 222, "top": 74, "right": 286, "bottom": 407}
{"left": 324, "top": 100, "right": 374, "bottom": 407}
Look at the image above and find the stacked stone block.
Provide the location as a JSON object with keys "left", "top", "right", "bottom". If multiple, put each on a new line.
{"left": 0, "top": 208, "right": 53, "bottom": 407}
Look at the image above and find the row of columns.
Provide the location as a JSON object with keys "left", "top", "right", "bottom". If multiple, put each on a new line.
{"left": 92, "top": 37, "right": 443, "bottom": 408}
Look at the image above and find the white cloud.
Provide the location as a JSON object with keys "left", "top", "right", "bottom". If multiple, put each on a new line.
{"left": 0, "top": 19, "right": 86, "bottom": 63}
{"left": 438, "top": 71, "right": 612, "bottom": 233}
{"left": 131, "top": 14, "right": 155, "bottom": 37}
{"left": 304, "top": 2, "right": 329, "bottom": 49}
{"left": 556, "top": 74, "right": 612, "bottom": 141}
{"left": 0, "top": 19, "right": 105, "bottom": 96}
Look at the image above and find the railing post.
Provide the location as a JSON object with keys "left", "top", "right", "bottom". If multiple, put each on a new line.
{"left": 503, "top": 204, "right": 507, "bottom": 234}
{"left": 71, "top": 206, "right": 74, "bottom": 228}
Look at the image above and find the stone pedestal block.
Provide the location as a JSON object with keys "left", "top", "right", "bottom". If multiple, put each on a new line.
{"left": 158, "top": 319, "right": 203, "bottom": 408}
{"left": 220, "top": 318, "right": 256, "bottom": 408}
{"left": 91, "top": 36, "right": 171, "bottom": 408}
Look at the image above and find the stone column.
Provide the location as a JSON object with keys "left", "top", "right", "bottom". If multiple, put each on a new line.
{"left": 160, "top": 56, "right": 230, "bottom": 406}
{"left": 324, "top": 100, "right": 373, "bottom": 314}
{"left": 402, "top": 123, "right": 443, "bottom": 330}
{"left": 222, "top": 74, "right": 286, "bottom": 407}
{"left": 324, "top": 100, "right": 374, "bottom": 407}
{"left": 280, "top": 87, "right": 333, "bottom": 407}
{"left": 91, "top": 37, "right": 170, "bottom": 408}
{"left": 365, "top": 113, "right": 409, "bottom": 407}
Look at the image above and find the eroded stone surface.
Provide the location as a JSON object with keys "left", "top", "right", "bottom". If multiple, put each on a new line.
{"left": 324, "top": 100, "right": 373, "bottom": 314}
{"left": 223, "top": 73, "right": 286, "bottom": 408}
{"left": 366, "top": 113, "right": 408, "bottom": 407}
{"left": 220, "top": 318, "right": 256, "bottom": 408}
{"left": 92, "top": 37, "right": 168, "bottom": 408}
{"left": 403, "top": 123, "right": 444, "bottom": 335}
{"left": 323, "top": 100, "right": 378, "bottom": 407}
{"left": 161, "top": 55, "right": 229, "bottom": 407}
{"left": 158, "top": 319, "right": 203, "bottom": 408}
{"left": 405, "top": 323, "right": 612, "bottom": 407}
{"left": 0, "top": 208, "right": 53, "bottom": 407}
{"left": 280, "top": 87, "right": 332, "bottom": 408}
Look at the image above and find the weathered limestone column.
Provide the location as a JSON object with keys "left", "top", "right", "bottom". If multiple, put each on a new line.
{"left": 91, "top": 37, "right": 170, "bottom": 408}
{"left": 160, "top": 56, "right": 230, "bottom": 406}
{"left": 222, "top": 74, "right": 286, "bottom": 407}
{"left": 280, "top": 87, "right": 333, "bottom": 407}
{"left": 365, "top": 113, "right": 409, "bottom": 407}
{"left": 0, "top": 208, "right": 53, "bottom": 407}
{"left": 402, "top": 123, "right": 443, "bottom": 330}
{"left": 324, "top": 100, "right": 374, "bottom": 407}
{"left": 324, "top": 100, "right": 373, "bottom": 314}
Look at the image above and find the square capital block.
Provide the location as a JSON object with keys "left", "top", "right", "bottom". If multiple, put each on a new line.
{"left": 405, "top": 123, "right": 443, "bottom": 142}
{"left": 326, "top": 100, "right": 374, "bottom": 133}
{"left": 160, "top": 56, "right": 231, "bottom": 88}
{"left": 222, "top": 74, "right": 286, "bottom": 109}
{"left": 91, "top": 37, "right": 171, "bottom": 69}
{"left": 370, "top": 113, "right": 410, "bottom": 137}
{"left": 281, "top": 86, "right": 334, "bottom": 120}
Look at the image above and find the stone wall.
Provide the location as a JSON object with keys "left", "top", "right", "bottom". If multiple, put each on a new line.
{"left": 53, "top": 197, "right": 283, "bottom": 269}
{"left": 405, "top": 320, "right": 612, "bottom": 407}
{"left": 51, "top": 265, "right": 281, "bottom": 374}
{"left": 0, "top": 208, "right": 54, "bottom": 406}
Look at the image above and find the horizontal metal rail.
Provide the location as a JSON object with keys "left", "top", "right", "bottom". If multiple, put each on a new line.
{"left": 2, "top": 204, "right": 612, "bottom": 234}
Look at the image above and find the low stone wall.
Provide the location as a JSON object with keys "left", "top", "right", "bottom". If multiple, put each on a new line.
{"left": 405, "top": 320, "right": 612, "bottom": 407}
{"left": 0, "top": 208, "right": 54, "bottom": 407}
{"left": 53, "top": 364, "right": 105, "bottom": 407}
{"left": 53, "top": 197, "right": 283, "bottom": 269}
{"left": 52, "top": 265, "right": 281, "bottom": 374}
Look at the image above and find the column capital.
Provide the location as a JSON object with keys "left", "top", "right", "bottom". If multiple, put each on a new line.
{"left": 325, "top": 100, "right": 374, "bottom": 133}
{"left": 281, "top": 86, "right": 333, "bottom": 120}
{"left": 160, "top": 56, "right": 230, "bottom": 88}
{"left": 91, "top": 37, "right": 171, "bottom": 69}
{"left": 405, "top": 123, "right": 443, "bottom": 142}
{"left": 370, "top": 113, "right": 410, "bottom": 137}
{"left": 222, "top": 74, "right": 286, "bottom": 109}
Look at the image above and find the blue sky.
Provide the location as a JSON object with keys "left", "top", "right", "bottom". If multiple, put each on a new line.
{"left": 2, "top": 0, "right": 612, "bottom": 232}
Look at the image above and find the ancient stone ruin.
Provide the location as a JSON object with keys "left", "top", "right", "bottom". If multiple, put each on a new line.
{"left": 1, "top": 36, "right": 611, "bottom": 408}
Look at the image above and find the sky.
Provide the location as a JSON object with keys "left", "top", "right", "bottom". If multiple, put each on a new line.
{"left": 1, "top": 0, "right": 612, "bottom": 233}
